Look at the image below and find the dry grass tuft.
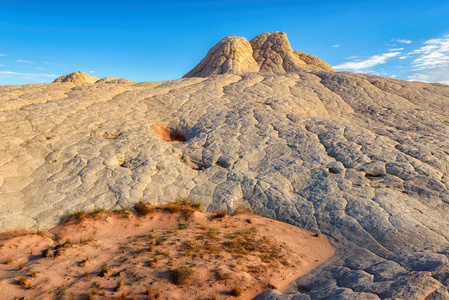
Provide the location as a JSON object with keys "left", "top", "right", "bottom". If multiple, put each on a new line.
{"left": 171, "top": 265, "right": 194, "bottom": 284}
{"left": 230, "top": 286, "right": 242, "bottom": 297}
{"left": 134, "top": 201, "right": 154, "bottom": 216}
{"left": 17, "top": 276, "right": 28, "bottom": 287}
{"left": 0, "top": 229, "right": 32, "bottom": 241}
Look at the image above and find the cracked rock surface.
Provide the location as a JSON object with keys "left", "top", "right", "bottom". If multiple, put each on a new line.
{"left": 1, "top": 67, "right": 449, "bottom": 298}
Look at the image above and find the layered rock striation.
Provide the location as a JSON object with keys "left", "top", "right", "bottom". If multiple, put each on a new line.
{"left": 184, "top": 31, "right": 334, "bottom": 77}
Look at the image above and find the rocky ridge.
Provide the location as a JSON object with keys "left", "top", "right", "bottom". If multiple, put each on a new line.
{"left": 184, "top": 31, "right": 334, "bottom": 78}
{"left": 1, "top": 32, "right": 449, "bottom": 299}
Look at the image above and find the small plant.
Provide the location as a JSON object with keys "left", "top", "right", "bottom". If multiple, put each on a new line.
{"left": 101, "top": 264, "right": 108, "bottom": 273}
{"left": 18, "top": 276, "right": 27, "bottom": 287}
{"left": 115, "top": 278, "right": 122, "bottom": 290}
{"left": 230, "top": 286, "right": 242, "bottom": 297}
{"left": 26, "top": 281, "right": 32, "bottom": 290}
{"left": 171, "top": 265, "right": 193, "bottom": 284}
{"left": 18, "top": 262, "right": 24, "bottom": 270}
{"left": 178, "top": 222, "right": 189, "bottom": 230}
{"left": 146, "top": 286, "right": 160, "bottom": 299}
{"left": 94, "top": 207, "right": 105, "bottom": 214}
{"left": 134, "top": 201, "right": 153, "bottom": 215}
{"left": 155, "top": 237, "right": 162, "bottom": 245}
{"left": 84, "top": 270, "right": 89, "bottom": 277}
{"left": 116, "top": 291, "right": 126, "bottom": 300}
{"left": 212, "top": 211, "right": 227, "bottom": 219}
{"left": 4, "top": 257, "right": 13, "bottom": 264}
{"left": 36, "top": 229, "right": 46, "bottom": 237}
{"left": 131, "top": 294, "right": 138, "bottom": 300}
{"left": 65, "top": 237, "right": 71, "bottom": 244}
{"left": 88, "top": 287, "right": 97, "bottom": 299}
{"left": 148, "top": 244, "right": 154, "bottom": 252}
{"left": 29, "top": 269, "right": 36, "bottom": 277}
{"left": 101, "top": 290, "right": 106, "bottom": 296}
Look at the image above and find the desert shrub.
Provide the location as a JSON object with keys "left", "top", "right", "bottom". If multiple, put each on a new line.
{"left": 171, "top": 265, "right": 193, "bottom": 284}
{"left": 230, "top": 286, "right": 242, "bottom": 297}
{"left": 134, "top": 201, "right": 153, "bottom": 215}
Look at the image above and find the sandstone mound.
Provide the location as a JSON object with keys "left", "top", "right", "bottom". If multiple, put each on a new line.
{"left": 184, "top": 31, "right": 334, "bottom": 77}
{"left": 53, "top": 71, "right": 99, "bottom": 83}
{"left": 96, "top": 77, "right": 137, "bottom": 84}
{"left": 183, "top": 36, "right": 259, "bottom": 78}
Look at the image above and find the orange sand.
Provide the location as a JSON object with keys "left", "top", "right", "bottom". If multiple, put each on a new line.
{"left": 0, "top": 208, "right": 335, "bottom": 299}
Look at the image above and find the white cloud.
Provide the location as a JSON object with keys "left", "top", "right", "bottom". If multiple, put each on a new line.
{"left": 88, "top": 70, "right": 95, "bottom": 73}
{"left": 0, "top": 54, "right": 6, "bottom": 56}
{"left": 409, "top": 34, "right": 449, "bottom": 70}
{"left": 0, "top": 71, "right": 59, "bottom": 82}
{"left": 17, "top": 59, "right": 33, "bottom": 64}
{"left": 392, "top": 38, "right": 412, "bottom": 44}
{"left": 334, "top": 52, "right": 401, "bottom": 71}
{"left": 35, "top": 67, "right": 45, "bottom": 70}
{"left": 332, "top": 44, "right": 340, "bottom": 48}
{"left": 389, "top": 48, "right": 404, "bottom": 51}
{"left": 0, "top": 64, "right": 4, "bottom": 67}
{"left": 439, "top": 80, "right": 449, "bottom": 85}
{"left": 345, "top": 55, "right": 359, "bottom": 60}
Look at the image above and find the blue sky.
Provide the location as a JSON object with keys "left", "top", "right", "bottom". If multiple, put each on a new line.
{"left": 1, "top": 0, "right": 448, "bottom": 85}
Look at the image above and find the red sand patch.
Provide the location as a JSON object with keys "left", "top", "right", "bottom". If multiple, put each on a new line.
{"left": 0, "top": 208, "right": 335, "bottom": 299}
{"left": 152, "top": 124, "right": 186, "bottom": 144}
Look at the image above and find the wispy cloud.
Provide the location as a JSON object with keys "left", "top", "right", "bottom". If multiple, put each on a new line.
{"left": 334, "top": 52, "right": 401, "bottom": 71}
{"left": 389, "top": 48, "right": 404, "bottom": 51}
{"left": 332, "top": 44, "right": 340, "bottom": 48}
{"left": 0, "top": 71, "right": 59, "bottom": 82}
{"left": 35, "top": 67, "right": 46, "bottom": 70}
{"left": 0, "top": 54, "right": 6, "bottom": 57}
{"left": 17, "top": 59, "right": 33, "bottom": 64}
{"left": 409, "top": 34, "right": 449, "bottom": 70}
{"left": 392, "top": 38, "right": 412, "bottom": 44}
{"left": 0, "top": 64, "right": 4, "bottom": 67}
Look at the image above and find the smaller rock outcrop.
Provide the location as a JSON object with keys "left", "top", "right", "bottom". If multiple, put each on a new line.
{"left": 53, "top": 71, "right": 99, "bottom": 83}
{"left": 96, "top": 77, "right": 137, "bottom": 84}
{"left": 184, "top": 31, "right": 335, "bottom": 78}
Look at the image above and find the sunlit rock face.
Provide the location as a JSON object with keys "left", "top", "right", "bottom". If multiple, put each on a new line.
{"left": 53, "top": 71, "right": 99, "bottom": 83}
{"left": 184, "top": 31, "right": 334, "bottom": 78}
{"left": 1, "top": 33, "right": 449, "bottom": 299}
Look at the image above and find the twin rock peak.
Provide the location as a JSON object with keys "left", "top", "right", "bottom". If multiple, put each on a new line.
{"left": 54, "top": 31, "right": 334, "bottom": 83}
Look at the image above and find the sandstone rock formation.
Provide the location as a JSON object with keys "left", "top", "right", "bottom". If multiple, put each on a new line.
{"left": 53, "top": 71, "right": 99, "bottom": 83}
{"left": 96, "top": 77, "right": 137, "bottom": 84}
{"left": 1, "top": 33, "right": 449, "bottom": 299}
{"left": 184, "top": 31, "right": 334, "bottom": 77}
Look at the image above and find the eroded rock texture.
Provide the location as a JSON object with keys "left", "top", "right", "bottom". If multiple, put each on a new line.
{"left": 1, "top": 38, "right": 449, "bottom": 299}
{"left": 184, "top": 31, "right": 334, "bottom": 77}
{"left": 53, "top": 71, "right": 99, "bottom": 83}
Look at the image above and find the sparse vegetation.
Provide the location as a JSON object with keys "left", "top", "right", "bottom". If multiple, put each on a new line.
{"left": 18, "top": 276, "right": 28, "bottom": 287}
{"left": 116, "top": 291, "right": 126, "bottom": 300}
{"left": 18, "top": 262, "right": 24, "bottom": 270}
{"left": 171, "top": 265, "right": 194, "bottom": 284}
{"left": 230, "top": 286, "right": 242, "bottom": 297}
{"left": 115, "top": 278, "right": 122, "bottom": 290}
{"left": 134, "top": 201, "right": 153, "bottom": 215}
{"left": 88, "top": 287, "right": 97, "bottom": 299}
{"left": 4, "top": 257, "right": 13, "bottom": 265}
{"left": 84, "top": 270, "right": 89, "bottom": 277}
{"left": 29, "top": 269, "right": 36, "bottom": 277}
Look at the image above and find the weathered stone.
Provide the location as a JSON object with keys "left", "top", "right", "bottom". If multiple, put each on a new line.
{"left": 53, "top": 71, "right": 99, "bottom": 83}
{"left": 2, "top": 32, "right": 449, "bottom": 299}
